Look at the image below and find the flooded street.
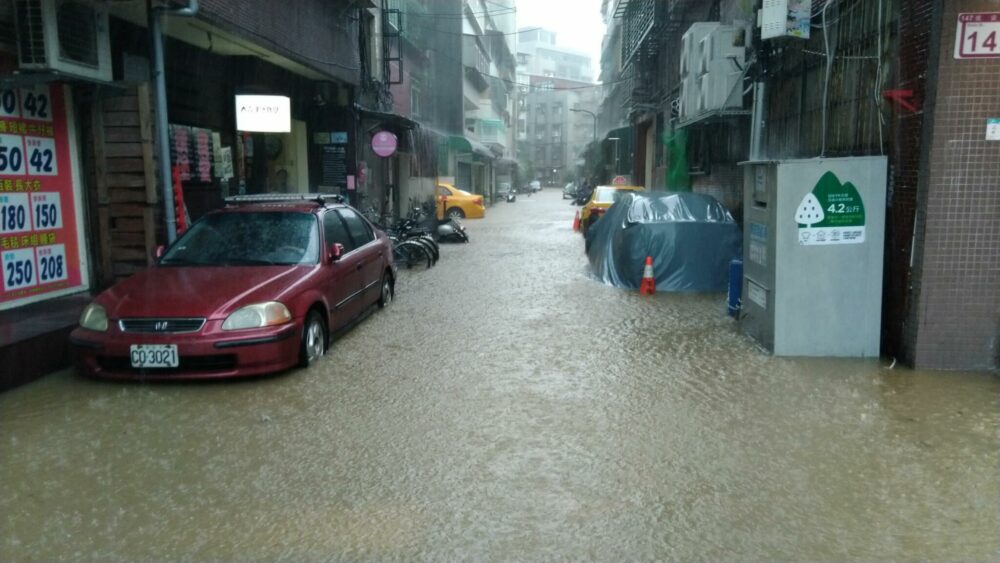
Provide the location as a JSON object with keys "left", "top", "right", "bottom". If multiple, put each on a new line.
{"left": 2, "top": 190, "right": 998, "bottom": 560}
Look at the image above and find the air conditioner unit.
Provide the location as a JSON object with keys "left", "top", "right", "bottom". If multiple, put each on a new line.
{"left": 678, "top": 76, "right": 690, "bottom": 119}
{"left": 14, "top": 0, "right": 113, "bottom": 83}
{"left": 697, "top": 60, "right": 743, "bottom": 114}
{"left": 680, "top": 22, "right": 718, "bottom": 77}
{"left": 679, "top": 75, "right": 701, "bottom": 121}
{"left": 698, "top": 25, "right": 746, "bottom": 76}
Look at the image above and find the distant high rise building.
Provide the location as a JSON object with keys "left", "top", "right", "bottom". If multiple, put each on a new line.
{"left": 515, "top": 28, "right": 597, "bottom": 185}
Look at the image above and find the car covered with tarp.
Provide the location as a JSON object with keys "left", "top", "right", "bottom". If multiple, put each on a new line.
{"left": 585, "top": 191, "right": 742, "bottom": 292}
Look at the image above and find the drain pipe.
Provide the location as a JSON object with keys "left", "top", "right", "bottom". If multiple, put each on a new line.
{"left": 149, "top": 0, "right": 199, "bottom": 243}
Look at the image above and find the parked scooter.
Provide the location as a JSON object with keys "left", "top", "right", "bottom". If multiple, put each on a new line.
{"left": 573, "top": 183, "right": 594, "bottom": 205}
{"left": 437, "top": 218, "right": 469, "bottom": 242}
{"left": 500, "top": 185, "right": 517, "bottom": 202}
{"left": 418, "top": 202, "right": 470, "bottom": 243}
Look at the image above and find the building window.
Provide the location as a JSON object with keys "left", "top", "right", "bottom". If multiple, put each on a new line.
{"left": 411, "top": 84, "right": 422, "bottom": 117}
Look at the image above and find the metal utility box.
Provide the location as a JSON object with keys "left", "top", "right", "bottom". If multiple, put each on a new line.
{"left": 740, "top": 157, "right": 888, "bottom": 357}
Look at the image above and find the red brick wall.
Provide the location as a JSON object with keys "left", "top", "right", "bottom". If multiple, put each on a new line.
{"left": 907, "top": 0, "right": 1000, "bottom": 370}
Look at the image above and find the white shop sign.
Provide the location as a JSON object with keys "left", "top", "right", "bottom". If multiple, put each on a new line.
{"left": 235, "top": 95, "right": 291, "bottom": 133}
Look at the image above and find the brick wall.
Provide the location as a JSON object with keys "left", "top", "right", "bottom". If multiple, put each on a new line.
{"left": 197, "top": 0, "right": 360, "bottom": 85}
{"left": 907, "top": 0, "right": 1000, "bottom": 370}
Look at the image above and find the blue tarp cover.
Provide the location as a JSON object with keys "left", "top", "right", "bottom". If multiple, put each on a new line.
{"left": 585, "top": 191, "right": 742, "bottom": 291}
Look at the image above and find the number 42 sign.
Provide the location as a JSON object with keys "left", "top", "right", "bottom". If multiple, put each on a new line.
{"left": 955, "top": 13, "right": 1000, "bottom": 58}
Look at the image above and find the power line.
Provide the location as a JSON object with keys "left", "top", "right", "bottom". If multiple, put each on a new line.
{"left": 425, "top": 46, "right": 611, "bottom": 91}
{"left": 398, "top": 6, "right": 515, "bottom": 19}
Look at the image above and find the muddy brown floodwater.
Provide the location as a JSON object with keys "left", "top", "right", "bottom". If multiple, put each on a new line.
{"left": 2, "top": 190, "right": 998, "bottom": 560}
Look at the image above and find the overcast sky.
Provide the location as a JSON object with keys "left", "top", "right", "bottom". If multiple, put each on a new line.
{"left": 514, "top": 0, "right": 606, "bottom": 81}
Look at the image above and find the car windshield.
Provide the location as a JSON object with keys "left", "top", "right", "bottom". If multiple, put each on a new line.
{"left": 160, "top": 211, "right": 320, "bottom": 266}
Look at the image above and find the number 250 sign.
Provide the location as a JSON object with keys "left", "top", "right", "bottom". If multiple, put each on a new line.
{"left": 955, "top": 13, "right": 1000, "bottom": 58}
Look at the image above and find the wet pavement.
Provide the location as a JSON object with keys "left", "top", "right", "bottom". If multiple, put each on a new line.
{"left": 2, "top": 190, "right": 998, "bottom": 560}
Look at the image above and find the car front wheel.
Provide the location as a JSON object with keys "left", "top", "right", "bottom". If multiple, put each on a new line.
{"left": 299, "top": 311, "right": 326, "bottom": 368}
{"left": 447, "top": 207, "right": 465, "bottom": 219}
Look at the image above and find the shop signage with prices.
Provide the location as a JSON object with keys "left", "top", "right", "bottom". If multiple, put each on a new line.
{"left": 372, "top": 131, "right": 398, "bottom": 157}
{"left": 795, "top": 171, "right": 866, "bottom": 246}
{"left": 235, "top": 95, "right": 291, "bottom": 132}
{"left": 0, "top": 84, "right": 86, "bottom": 309}
{"left": 955, "top": 13, "right": 1000, "bottom": 58}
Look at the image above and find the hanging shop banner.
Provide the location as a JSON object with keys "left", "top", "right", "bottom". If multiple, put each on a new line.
{"left": 191, "top": 128, "right": 214, "bottom": 183}
{"left": 0, "top": 83, "right": 88, "bottom": 309}
{"left": 169, "top": 124, "right": 192, "bottom": 181}
{"left": 235, "top": 95, "right": 291, "bottom": 133}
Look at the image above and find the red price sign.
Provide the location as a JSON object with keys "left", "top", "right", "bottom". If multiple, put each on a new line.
{"left": 0, "top": 84, "right": 86, "bottom": 309}
{"left": 955, "top": 13, "right": 1000, "bottom": 58}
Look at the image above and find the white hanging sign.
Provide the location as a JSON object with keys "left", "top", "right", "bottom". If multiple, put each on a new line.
{"left": 235, "top": 95, "right": 291, "bottom": 132}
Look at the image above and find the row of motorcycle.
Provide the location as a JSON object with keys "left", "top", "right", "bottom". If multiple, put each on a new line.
{"left": 373, "top": 205, "right": 468, "bottom": 269}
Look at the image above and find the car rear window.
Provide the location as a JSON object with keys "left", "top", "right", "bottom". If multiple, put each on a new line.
{"left": 594, "top": 188, "right": 618, "bottom": 203}
{"left": 160, "top": 211, "right": 320, "bottom": 266}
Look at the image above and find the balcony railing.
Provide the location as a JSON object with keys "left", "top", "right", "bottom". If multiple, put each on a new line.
{"left": 476, "top": 119, "right": 508, "bottom": 144}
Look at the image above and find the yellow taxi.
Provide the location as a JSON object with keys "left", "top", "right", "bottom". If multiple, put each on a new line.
{"left": 580, "top": 185, "right": 644, "bottom": 234}
{"left": 436, "top": 183, "right": 486, "bottom": 220}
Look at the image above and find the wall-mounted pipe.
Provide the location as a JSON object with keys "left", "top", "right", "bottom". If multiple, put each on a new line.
{"left": 149, "top": 0, "right": 199, "bottom": 243}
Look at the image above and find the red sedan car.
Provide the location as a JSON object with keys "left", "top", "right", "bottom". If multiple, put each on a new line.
{"left": 70, "top": 194, "right": 396, "bottom": 380}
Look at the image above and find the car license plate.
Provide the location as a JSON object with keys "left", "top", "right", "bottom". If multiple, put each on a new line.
{"left": 130, "top": 344, "right": 179, "bottom": 368}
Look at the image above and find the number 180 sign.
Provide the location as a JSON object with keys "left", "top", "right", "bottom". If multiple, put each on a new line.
{"left": 955, "top": 13, "right": 1000, "bottom": 58}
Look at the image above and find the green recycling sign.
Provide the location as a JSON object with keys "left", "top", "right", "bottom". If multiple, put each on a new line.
{"left": 795, "top": 171, "right": 866, "bottom": 245}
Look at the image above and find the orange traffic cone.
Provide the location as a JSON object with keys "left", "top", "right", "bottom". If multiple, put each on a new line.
{"left": 639, "top": 256, "right": 656, "bottom": 295}
{"left": 572, "top": 210, "right": 581, "bottom": 232}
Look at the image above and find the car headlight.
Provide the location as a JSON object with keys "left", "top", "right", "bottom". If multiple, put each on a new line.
{"left": 222, "top": 302, "right": 292, "bottom": 331}
{"left": 79, "top": 303, "right": 109, "bottom": 332}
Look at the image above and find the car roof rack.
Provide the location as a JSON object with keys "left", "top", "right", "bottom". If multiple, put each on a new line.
{"left": 224, "top": 193, "right": 345, "bottom": 206}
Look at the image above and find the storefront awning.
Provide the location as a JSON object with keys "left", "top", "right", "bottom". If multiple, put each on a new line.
{"left": 603, "top": 125, "right": 631, "bottom": 143}
{"left": 449, "top": 135, "right": 495, "bottom": 159}
{"left": 357, "top": 106, "right": 418, "bottom": 132}
{"left": 495, "top": 157, "right": 519, "bottom": 170}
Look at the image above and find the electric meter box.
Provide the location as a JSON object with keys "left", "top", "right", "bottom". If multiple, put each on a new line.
{"left": 740, "top": 157, "right": 888, "bottom": 357}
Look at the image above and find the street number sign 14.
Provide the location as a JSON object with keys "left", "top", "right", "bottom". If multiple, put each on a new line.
{"left": 955, "top": 13, "right": 1000, "bottom": 58}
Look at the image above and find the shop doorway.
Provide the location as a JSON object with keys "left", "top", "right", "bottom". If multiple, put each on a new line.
{"left": 246, "top": 118, "right": 309, "bottom": 193}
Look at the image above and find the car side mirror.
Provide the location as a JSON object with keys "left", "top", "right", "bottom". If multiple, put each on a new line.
{"left": 329, "top": 243, "right": 345, "bottom": 262}
{"left": 155, "top": 245, "right": 166, "bottom": 258}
